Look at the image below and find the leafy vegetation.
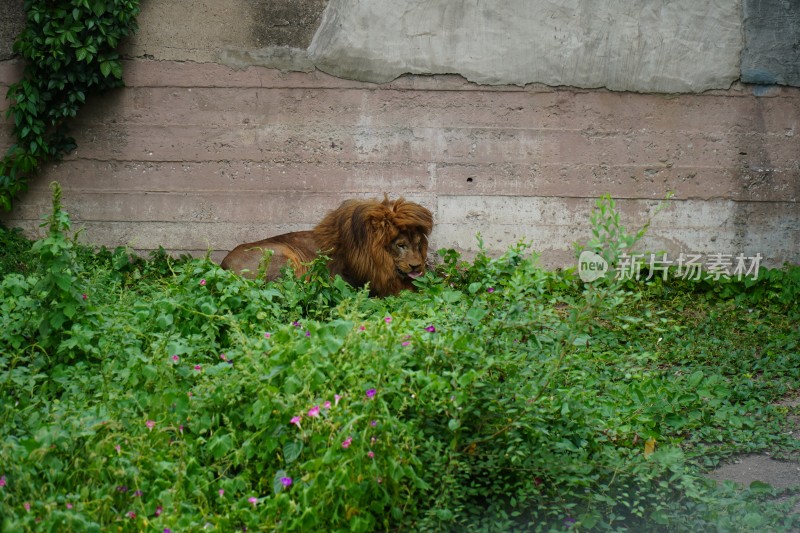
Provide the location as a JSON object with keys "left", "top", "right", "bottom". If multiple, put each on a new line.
{"left": 1, "top": 189, "right": 799, "bottom": 532}
{"left": 1, "top": 0, "right": 140, "bottom": 210}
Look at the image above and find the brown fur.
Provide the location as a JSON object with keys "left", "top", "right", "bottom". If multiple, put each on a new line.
{"left": 220, "top": 197, "right": 433, "bottom": 297}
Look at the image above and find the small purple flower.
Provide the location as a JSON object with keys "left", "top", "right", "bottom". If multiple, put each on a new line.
{"left": 155, "top": 505, "right": 163, "bottom": 517}
{"left": 335, "top": 394, "right": 342, "bottom": 406}
{"left": 365, "top": 388, "right": 377, "bottom": 399}
{"left": 164, "top": 529, "right": 171, "bottom": 533}
{"left": 368, "top": 451, "right": 375, "bottom": 458}
{"left": 370, "top": 420, "right": 377, "bottom": 427}
{"left": 323, "top": 401, "right": 332, "bottom": 410}
{"left": 24, "top": 502, "right": 31, "bottom": 512}
{"left": 290, "top": 416, "right": 302, "bottom": 428}
{"left": 127, "top": 511, "right": 136, "bottom": 519}
{"left": 171, "top": 355, "right": 179, "bottom": 362}
{"left": 0, "top": 475, "right": 5, "bottom": 487}
{"left": 425, "top": 325, "right": 436, "bottom": 333}
{"left": 487, "top": 287, "right": 495, "bottom": 293}
{"left": 200, "top": 279, "right": 206, "bottom": 286}
{"left": 146, "top": 420, "right": 156, "bottom": 430}
{"left": 82, "top": 293, "right": 88, "bottom": 301}
{"left": 248, "top": 496, "right": 258, "bottom": 506}
{"left": 384, "top": 316, "right": 392, "bottom": 324}
{"left": 134, "top": 490, "right": 143, "bottom": 497}
{"left": 342, "top": 436, "right": 353, "bottom": 449}
{"left": 194, "top": 364, "right": 202, "bottom": 372}
{"left": 117, "top": 485, "right": 129, "bottom": 493}
{"left": 218, "top": 489, "right": 225, "bottom": 496}
{"left": 308, "top": 406, "right": 320, "bottom": 417}
{"left": 401, "top": 341, "right": 411, "bottom": 347}
{"left": 66, "top": 502, "right": 73, "bottom": 509}
{"left": 305, "top": 330, "right": 311, "bottom": 337}
{"left": 292, "top": 321, "right": 301, "bottom": 328}
{"left": 219, "top": 353, "right": 227, "bottom": 361}
{"left": 280, "top": 477, "right": 292, "bottom": 488}
{"left": 264, "top": 332, "right": 271, "bottom": 338}
{"left": 563, "top": 517, "right": 576, "bottom": 529}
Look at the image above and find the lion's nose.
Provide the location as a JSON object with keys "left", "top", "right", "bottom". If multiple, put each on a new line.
{"left": 409, "top": 262, "right": 423, "bottom": 272}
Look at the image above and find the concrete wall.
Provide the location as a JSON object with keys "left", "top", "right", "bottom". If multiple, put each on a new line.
{"left": 1, "top": 0, "right": 798, "bottom": 269}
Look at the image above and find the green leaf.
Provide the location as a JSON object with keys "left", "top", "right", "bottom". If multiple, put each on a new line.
{"left": 92, "top": 1, "right": 106, "bottom": 17}
{"left": 283, "top": 441, "right": 303, "bottom": 464}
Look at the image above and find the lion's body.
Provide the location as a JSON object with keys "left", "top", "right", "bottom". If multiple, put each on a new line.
{"left": 220, "top": 197, "right": 433, "bottom": 297}
{"left": 219, "top": 230, "right": 319, "bottom": 280}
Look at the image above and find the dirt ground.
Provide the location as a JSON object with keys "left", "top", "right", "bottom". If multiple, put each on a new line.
{"left": 705, "top": 397, "right": 800, "bottom": 521}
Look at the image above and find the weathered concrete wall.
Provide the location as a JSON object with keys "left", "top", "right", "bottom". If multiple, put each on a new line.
{"left": 0, "top": 0, "right": 798, "bottom": 269}
{"left": 308, "top": 0, "right": 742, "bottom": 92}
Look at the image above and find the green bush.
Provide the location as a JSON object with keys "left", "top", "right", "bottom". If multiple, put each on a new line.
{"left": 1, "top": 191, "right": 799, "bottom": 532}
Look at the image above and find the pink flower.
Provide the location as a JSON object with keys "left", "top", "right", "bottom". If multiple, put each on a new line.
{"left": 264, "top": 332, "right": 271, "bottom": 338}
{"left": 127, "top": 511, "right": 136, "bottom": 519}
{"left": 171, "top": 355, "right": 179, "bottom": 362}
{"left": 82, "top": 293, "right": 88, "bottom": 301}
{"left": 359, "top": 325, "right": 366, "bottom": 331}
{"left": 218, "top": 489, "right": 225, "bottom": 497}
{"left": 219, "top": 353, "right": 227, "bottom": 361}
{"left": 334, "top": 394, "right": 342, "bottom": 406}
{"left": 146, "top": 420, "right": 155, "bottom": 431}
{"left": 365, "top": 388, "right": 377, "bottom": 399}
{"left": 24, "top": 502, "right": 31, "bottom": 512}
{"left": 66, "top": 503, "right": 73, "bottom": 509}
{"left": 115, "top": 444, "right": 121, "bottom": 454}
{"left": 487, "top": 287, "right": 495, "bottom": 293}
{"left": 342, "top": 436, "right": 353, "bottom": 449}
{"left": 323, "top": 401, "right": 331, "bottom": 409}
{"left": 200, "top": 279, "right": 206, "bottom": 286}
{"left": 308, "top": 406, "right": 320, "bottom": 417}
{"left": 194, "top": 364, "right": 202, "bottom": 371}
{"left": 0, "top": 475, "right": 6, "bottom": 487}
{"left": 155, "top": 505, "right": 163, "bottom": 517}
{"left": 370, "top": 420, "right": 377, "bottom": 427}
{"left": 368, "top": 451, "right": 375, "bottom": 458}
{"left": 401, "top": 341, "right": 410, "bottom": 347}
{"left": 290, "top": 416, "right": 302, "bottom": 428}
{"left": 384, "top": 316, "right": 392, "bottom": 324}
{"left": 248, "top": 496, "right": 258, "bottom": 506}
{"left": 425, "top": 325, "right": 436, "bottom": 333}
{"left": 280, "top": 477, "right": 292, "bottom": 488}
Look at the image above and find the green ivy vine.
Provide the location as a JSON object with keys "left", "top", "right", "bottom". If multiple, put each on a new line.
{"left": 1, "top": 0, "right": 140, "bottom": 211}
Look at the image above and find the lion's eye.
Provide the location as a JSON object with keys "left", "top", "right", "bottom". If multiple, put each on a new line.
{"left": 396, "top": 242, "right": 407, "bottom": 250}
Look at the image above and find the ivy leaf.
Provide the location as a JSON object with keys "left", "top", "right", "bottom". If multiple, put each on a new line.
{"left": 92, "top": 1, "right": 106, "bottom": 17}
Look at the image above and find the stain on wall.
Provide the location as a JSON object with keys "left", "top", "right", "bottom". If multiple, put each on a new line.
{"left": 0, "top": 0, "right": 25, "bottom": 60}
{"left": 741, "top": 0, "right": 800, "bottom": 86}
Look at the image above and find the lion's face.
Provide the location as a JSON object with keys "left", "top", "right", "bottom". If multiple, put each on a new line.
{"left": 390, "top": 232, "right": 427, "bottom": 281}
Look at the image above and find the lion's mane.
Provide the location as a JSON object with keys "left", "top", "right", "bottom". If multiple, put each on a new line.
{"left": 313, "top": 196, "right": 433, "bottom": 297}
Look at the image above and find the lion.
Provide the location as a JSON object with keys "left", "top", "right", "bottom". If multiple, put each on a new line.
{"left": 220, "top": 196, "right": 433, "bottom": 297}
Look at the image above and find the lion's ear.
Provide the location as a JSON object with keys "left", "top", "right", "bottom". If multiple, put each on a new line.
{"left": 350, "top": 204, "right": 392, "bottom": 246}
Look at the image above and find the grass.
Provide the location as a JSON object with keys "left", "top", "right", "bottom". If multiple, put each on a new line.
{"left": 0, "top": 189, "right": 798, "bottom": 532}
